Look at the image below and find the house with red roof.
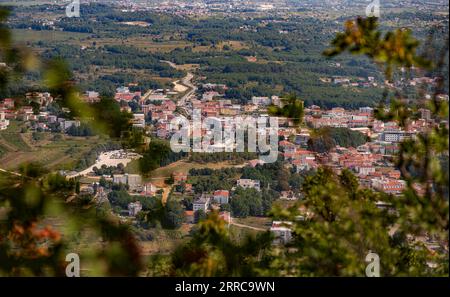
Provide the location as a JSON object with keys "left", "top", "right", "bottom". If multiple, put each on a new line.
{"left": 213, "top": 190, "right": 230, "bottom": 204}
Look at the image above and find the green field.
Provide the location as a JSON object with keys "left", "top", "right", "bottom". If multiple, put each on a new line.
{"left": 233, "top": 216, "right": 272, "bottom": 230}
{"left": 11, "top": 29, "right": 91, "bottom": 43}
{"left": 0, "top": 120, "right": 105, "bottom": 171}
{"left": 11, "top": 29, "right": 192, "bottom": 54}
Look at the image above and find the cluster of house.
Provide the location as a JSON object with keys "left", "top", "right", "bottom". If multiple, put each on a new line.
{"left": 0, "top": 95, "right": 83, "bottom": 132}
{"left": 279, "top": 139, "right": 318, "bottom": 172}
{"left": 111, "top": 173, "right": 159, "bottom": 198}
{"left": 3, "top": 81, "right": 446, "bottom": 247}
{"left": 169, "top": 171, "right": 263, "bottom": 224}
{"left": 111, "top": 83, "right": 286, "bottom": 143}
{"left": 78, "top": 172, "right": 159, "bottom": 217}
{"left": 0, "top": 98, "right": 14, "bottom": 130}
{"left": 188, "top": 190, "right": 231, "bottom": 223}
{"left": 325, "top": 146, "right": 407, "bottom": 194}
{"left": 305, "top": 106, "right": 438, "bottom": 141}
{"left": 279, "top": 133, "right": 408, "bottom": 196}
{"left": 319, "top": 75, "right": 378, "bottom": 88}
{"left": 145, "top": 100, "right": 178, "bottom": 138}
{"left": 276, "top": 103, "right": 438, "bottom": 197}
{"left": 305, "top": 106, "right": 374, "bottom": 129}
{"left": 114, "top": 86, "right": 142, "bottom": 102}
{"left": 78, "top": 164, "right": 296, "bottom": 244}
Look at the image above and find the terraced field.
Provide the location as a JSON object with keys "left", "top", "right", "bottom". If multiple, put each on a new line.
{"left": 0, "top": 121, "right": 105, "bottom": 171}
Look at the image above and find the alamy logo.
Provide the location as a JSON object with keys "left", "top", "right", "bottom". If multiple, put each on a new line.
{"left": 365, "top": 252, "right": 380, "bottom": 277}
{"left": 66, "top": 0, "right": 80, "bottom": 18}
{"left": 170, "top": 109, "right": 279, "bottom": 163}
{"left": 366, "top": 0, "right": 381, "bottom": 18}
{"left": 65, "top": 253, "right": 80, "bottom": 277}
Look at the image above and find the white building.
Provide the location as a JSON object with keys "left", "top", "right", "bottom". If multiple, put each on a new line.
{"left": 83, "top": 91, "right": 100, "bottom": 103}
{"left": 356, "top": 166, "right": 376, "bottom": 176}
{"left": 237, "top": 179, "right": 261, "bottom": 191}
{"left": 132, "top": 113, "right": 146, "bottom": 128}
{"left": 213, "top": 190, "right": 230, "bottom": 204}
{"left": 251, "top": 96, "right": 271, "bottom": 106}
{"left": 128, "top": 201, "right": 142, "bottom": 217}
{"left": 0, "top": 111, "right": 9, "bottom": 130}
{"left": 359, "top": 107, "right": 374, "bottom": 114}
{"left": 113, "top": 174, "right": 142, "bottom": 191}
{"left": 380, "top": 131, "right": 414, "bottom": 143}
{"left": 271, "top": 96, "right": 281, "bottom": 107}
{"left": 116, "top": 86, "right": 130, "bottom": 94}
{"left": 193, "top": 194, "right": 211, "bottom": 212}
{"left": 60, "top": 119, "right": 80, "bottom": 131}
{"left": 270, "top": 221, "right": 293, "bottom": 245}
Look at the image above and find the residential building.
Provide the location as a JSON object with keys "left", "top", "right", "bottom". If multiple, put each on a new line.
{"left": 82, "top": 91, "right": 100, "bottom": 103}
{"left": 280, "top": 191, "right": 297, "bottom": 201}
{"left": 172, "top": 172, "right": 188, "bottom": 184}
{"left": 132, "top": 113, "right": 146, "bottom": 128}
{"left": 380, "top": 131, "right": 414, "bottom": 143}
{"left": 219, "top": 211, "right": 231, "bottom": 225}
{"left": 371, "top": 178, "right": 406, "bottom": 195}
{"left": 0, "top": 111, "right": 9, "bottom": 130}
{"left": 142, "top": 183, "right": 157, "bottom": 196}
{"left": 184, "top": 210, "right": 195, "bottom": 224}
{"left": 237, "top": 179, "right": 261, "bottom": 191}
{"left": 213, "top": 190, "right": 230, "bottom": 204}
{"left": 270, "top": 221, "right": 293, "bottom": 245}
{"left": 2, "top": 98, "right": 14, "bottom": 109}
{"left": 128, "top": 201, "right": 142, "bottom": 217}
{"left": 193, "top": 195, "right": 211, "bottom": 213}
{"left": 251, "top": 96, "right": 271, "bottom": 106}
{"left": 60, "top": 119, "right": 80, "bottom": 131}
{"left": 113, "top": 174, "right": 142, "bottom": 191}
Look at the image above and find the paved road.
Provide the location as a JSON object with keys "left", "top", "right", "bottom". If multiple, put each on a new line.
{"left": 0, "top": 167, "right": 22, "bottom": 177}
{"left": 161, "top": 60, "right": 197, "bottom": 108}
{"left": 66, "top": 150, "right": 141, "bottom": 179}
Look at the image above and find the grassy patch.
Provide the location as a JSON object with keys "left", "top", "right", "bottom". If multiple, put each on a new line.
{"left": 147, "top": 160, "right": 245, "bottom": 187}
{"left": 233, "top": 216, "right": 272, "bottom": 230}
{"left": 0, "top": 144, "right": 9, "bottom": 158}
{"left": 229, "top": 225, "right": 262, "bottom": 243}
{"left": 0, "top": 122, "right": 106, "bottom": 171}
{"left": 0, "top": 123, "right": 31, "bottom": 151}
{"left": 12, "top": 29, "right": 91, "bottom": 43}
{"left": 124, "top": 159, "right": 140, "bottom": 174}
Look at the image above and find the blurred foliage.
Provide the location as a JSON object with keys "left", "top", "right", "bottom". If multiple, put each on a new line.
{"left": 307, "top": 127, "right": 368, "bottom": 153}
{"left": 268, "top": 93, "right": 304, "bottom": 125}
{"left": 323, "top": 17, "right": 431, "bottom": 80}
{"left": 139, "top": 139, "right": 171, "bottom": 175}
{"left": 324, "top": 17, "right": 449, "bottom": 244}
{"left": 0, "top": 8, "right": 38, "bottom": 89}
{"left": 0, "top": 166, "right": 142, "bottom": 276}
{"left": 0, "top": 6, "right": 145, "bottom": 276}
{"left": 170, "top": 212, "right": 273, "bottom": 277}
{"left": 268, "top": 168, "right": 437, "bottom": 276}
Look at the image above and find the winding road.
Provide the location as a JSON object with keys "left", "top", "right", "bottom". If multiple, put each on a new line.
{"left": 160, "top": 60, "right": 197, "bottom": 108}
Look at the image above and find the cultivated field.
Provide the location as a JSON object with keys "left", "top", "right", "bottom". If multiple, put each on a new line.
{"left": 0, "top": 121, "right": 105, "bottom": 171}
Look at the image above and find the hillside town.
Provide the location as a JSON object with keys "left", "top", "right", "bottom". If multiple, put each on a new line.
{"left": 1, "top": 69, "right": 447, "bottom": 246}
{"left": 0, "top": 0, "right": 448, "bottom": 282}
